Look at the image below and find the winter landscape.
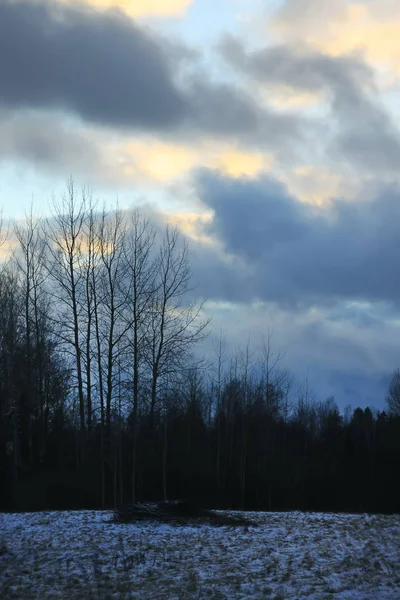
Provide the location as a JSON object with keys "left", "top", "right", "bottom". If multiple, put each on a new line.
{"left": 1, "top": 509, "right": 400, "bottom": 599}
{"left": 3, "top": 0, "right": 400, "bottom": 598}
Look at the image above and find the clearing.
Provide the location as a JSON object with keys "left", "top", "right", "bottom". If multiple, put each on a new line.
{"left": 1, "top": 509, "right": 399, "bottom": 599}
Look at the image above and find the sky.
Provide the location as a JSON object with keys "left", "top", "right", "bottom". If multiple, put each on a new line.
{"left": 2, "top": 0, "right": 400, "bottom": 409}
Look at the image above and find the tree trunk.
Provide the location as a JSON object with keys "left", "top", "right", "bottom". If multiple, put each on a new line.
{"left": 162, "top": 410, "right": 168, "bottom": 502}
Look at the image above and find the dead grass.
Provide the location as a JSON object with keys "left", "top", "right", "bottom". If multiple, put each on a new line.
{"left": 1, "top": 510, "right": 400, "bottom": 599}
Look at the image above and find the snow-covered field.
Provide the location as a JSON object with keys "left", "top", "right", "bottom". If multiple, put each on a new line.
{"left": 1, "top": 510, "right": 399, "bottom": 599}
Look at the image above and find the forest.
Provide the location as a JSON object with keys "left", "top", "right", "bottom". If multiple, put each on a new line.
{"left": 1, "top": 183, "right": 400, "bottom": 515}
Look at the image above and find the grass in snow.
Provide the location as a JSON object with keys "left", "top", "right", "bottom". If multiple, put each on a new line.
{"left": 1, "top": 509, "right": 400, "bottom": 599}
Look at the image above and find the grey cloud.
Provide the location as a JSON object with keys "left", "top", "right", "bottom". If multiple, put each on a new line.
{"left": 0, "top": 0, "right": 187, "bottom": 130}
{"left": 185, "top": 78, "right": 302, "bottom": 151}
{"left": 0, "top": 111, "right": 101, "bottom": 173}
{"left": 218, "top": 36, "right": 400, "bottom": 173}
{"left": 189, "top": 239, "right": 251, "bottom": 303}
{"left": 335, "top": 121, "right": 400, "bottom": 174}
{"left": 194, "top": 169, "right": 400, "bottom": 307}
{"left": 327, "top": 305, "right": 384, "bottom": 329}
{"left": 307, "top": 367, "right": 390, "bottom": 410}
{"left": 131, "top": 200, "right": 400, "bottom": 411}
{"left": 271, "top": 0, "right": 348, "bottom": 31}
{"left": 0, "top": 0, "right": 303, "bottom": 151}
{"left": 197, "top": 297, "right": 394, "bottom": 411}
{"left": 218, "top": 36, "right": 373, "bottom": 99}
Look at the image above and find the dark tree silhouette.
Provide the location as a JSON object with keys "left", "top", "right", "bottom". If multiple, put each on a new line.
{"left": 1, "top": 189, "right": 400, "bottom": 515}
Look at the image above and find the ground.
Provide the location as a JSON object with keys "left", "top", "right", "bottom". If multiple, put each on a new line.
{"left": 1, "top": 510, "right": 399, "bottom": 599}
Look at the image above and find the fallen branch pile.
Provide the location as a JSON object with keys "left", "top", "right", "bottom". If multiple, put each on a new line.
{"left": 112, "top": 501, "right": 256, "bottom": 527}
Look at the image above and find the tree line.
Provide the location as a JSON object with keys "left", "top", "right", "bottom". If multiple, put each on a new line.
{"left": 0, "top": 184, "right": 400, "bottom": 514}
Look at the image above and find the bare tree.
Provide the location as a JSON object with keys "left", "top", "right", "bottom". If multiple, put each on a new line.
{"left": 89, "top": 209, "right": 107, "bottom": 506}
{"left": 92, "top": 205, "right": 130, "bottom": 505}
{"left": 141, "top": 226, "right": 209, "bottom": 502}
{"left": 0, "top": 208, "right": 10, "bottom": 260}
{"left": 122, "top": 210, "right": 157, "bottom": 503}
{"left": 0, "top": 268, "right": 23, "bottom": 495}
{"left": 239, "top": 337, "right": 255, "bottom": 509}
{"left": 81, "top": 202, "right": 98, "bottom": 436}
{"left": 97, "top": 206, "right": 129, "bottom": 442}
{"left": 386, "top": 368, "right": 400, "bottom": 416}
{"left": 146, "top": 226, "right": 209, "bottom": 422}
{"left": 212, "top": 332, "right": 228, "bottom": 495}
{"left": 260, "top": 332, "right": 287, "bottom": 419}
{"left": 44, "top": 180, "right": 89, "bottom": 444}
{"left": 14, "top": 204, "right": 48, "bottom": 462}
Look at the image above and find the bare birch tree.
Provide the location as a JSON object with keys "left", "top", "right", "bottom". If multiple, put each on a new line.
{"left": 147, "top": 226, "right": 209, "bottom": 422}
{"left": 14, "top": 205, "right": 48, "bottom": 462}
{"left": 44, "top": 180, "right": 89, "bottom": 444}
{"left": 122, "top": 210, "right": 157, "bottom": 503}
{"left": 386, "top": 368, "right": 400, "bottom": 416}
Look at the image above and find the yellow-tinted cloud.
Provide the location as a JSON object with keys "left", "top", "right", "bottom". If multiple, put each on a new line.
{"left": 125, "top": 141, "right": 197, "bottom": 181}
{"left": 109, "top": 138, "right": 272, "bottom": 183}
{"left": 263, "top": 87, "right": 324, "bottom": 110}
{"left": 162, "top": 211, "right": 213, "bottom": 244}
{"left": 102, "top": 139, "right": 274, "bottom": 244}
{"left": 208, "top": 146, "right": 273, "bottom": 177}
{"left": 60, "top": 0, "right": 192, "bottom": 18}
{"left": 3, "top": 111, "right": 273, "bottom": 189}
{"left": 282, "top": 165, "right": 360, "bottom": 205}
{"left": 271, "top": 2, "right": 400, "bottom": 75}
{"left": 0, "top": 236, "right": 18, "bottom": 263}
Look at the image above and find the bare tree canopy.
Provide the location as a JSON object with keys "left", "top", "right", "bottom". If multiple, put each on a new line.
{"left": 386, "top": 368, "right": 400, "bottom": 416}
{"left": 1, "top": 181, "right": 400, "bottom": 517}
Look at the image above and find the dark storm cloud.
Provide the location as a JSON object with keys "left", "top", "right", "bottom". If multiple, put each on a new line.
{"left": 0, "top": 0, "right": 187, "bottom": 130}
{"left": 218, "top": 36, "right": 400, "bottom": 173}
{"left": 194, "top": 169, "right": 400, "bottom": 307}
{"left": 0, "top": 0, "right": 302, "bottom": 149}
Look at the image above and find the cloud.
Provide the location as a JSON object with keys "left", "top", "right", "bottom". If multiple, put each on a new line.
{"left": 193, "top": 169, "right": 400, "bottom": 308}
{"left": 198, "top": 297, "right": 396, "bottom": 409}
{"left": 264, "top": 88, "right": 323, "bottom": 110}
{"left": 218, "top": 35, "right": 374, "bottom": 99}
{"left": 270, "top": 0, "right": 400, "bottom": 75}
{"left": 0, "top": 110, "right": 103, "bottom": 175}
{"left": 0, "top": 105, "right": 274, "bottom": 187}
{"left": 121, "top": 141, "right": 197, "bottom": 182}
{"left": 218, "top": 35, "right": 400, "bottom": 174}
{"left": 58, "top": 0, "right": 192, "bottom": 18}
{"left": 218, "top": 35, "right": 376, "bottom": 136}
{"left": 182, "top": 77, "right": 305, "bottom": 153}
{"left": 0, "top": 0, "right": 303, "bottom": 153}
{"left": 282, "top": 165, "right": 360, "bottom": 205}
{"left": 162, "top": 211, "right": 213, "bottom": 244}
{"left": 119, "top": 139, "right": 272, "bottom": 182}
{"left": 209, "top": 147, "right": 272, "bottom": 178}
{"left": 0, "top": 0, "right": 187, "bottom": 130}
{"left": 269, "top": 0, "right": 349, "bottom": 42}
